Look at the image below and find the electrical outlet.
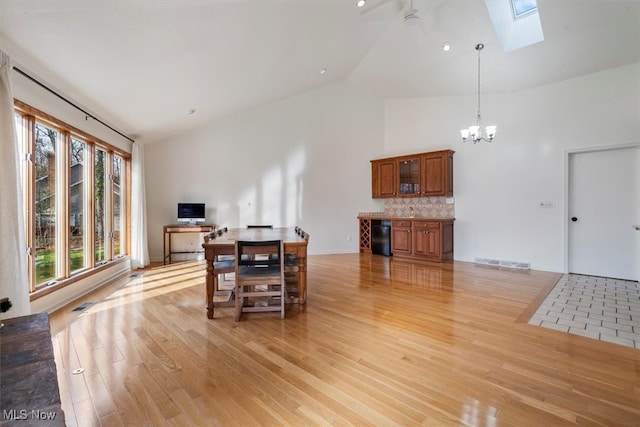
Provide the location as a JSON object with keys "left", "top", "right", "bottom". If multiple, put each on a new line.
{"left": 539, "top": 201, "right": 555, "bottom": 208}
{"left": 346, "top": 234, "right": 352, "bottom": 241}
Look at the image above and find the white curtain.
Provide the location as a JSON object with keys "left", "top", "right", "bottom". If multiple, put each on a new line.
{"left": 130, "top": 141, "right": 149, "bottom": 268}
{"left": 0, "top": 51, "right": 30, "bottom": 318}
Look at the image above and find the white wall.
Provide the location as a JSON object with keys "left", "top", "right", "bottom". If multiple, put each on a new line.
{"left": 385, "top": 63, "right": 640, "bottom": 272}
{"left": 145, "top": 63, "right": 640, "bottom": 271}
{"left": 144, "top": 81, "right": 385, "bottom": 261}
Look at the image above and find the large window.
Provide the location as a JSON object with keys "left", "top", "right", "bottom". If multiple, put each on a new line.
{"left": 15, "top": 102, "right": 130, "bottom": 294}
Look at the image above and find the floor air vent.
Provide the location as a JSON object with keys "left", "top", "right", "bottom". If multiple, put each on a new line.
{"left": 499, "top": 260, "right": 531, "bottom": 269}
{"left": 71, "top": 302, "right": 95, "bottom": 312}
{"left": 474, "top": 257, "right": 530, "bottom": 270}
{"left": 475, "top": 257, "right": 500, "bottom": 266}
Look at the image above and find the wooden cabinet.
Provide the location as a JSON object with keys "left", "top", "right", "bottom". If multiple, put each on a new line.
{"left": 391, "top": 220, "right": 412, "bottom": 255}
{"left": 365, "top": 149, "right": 455, "bottom": 261}
{"left": 398, "top": 156, "right": 421, "bottom": 196}
{"left": 360, "top": 216, "right": 454, "bottom": 262}
{"left": 371, "top": 159, "right": 397, "bottom": 198}
{"left": 413, "top": 221, "right": 442, "bottom": 259}
{"left": 422, "top": 150, "right": 454, "bottom": 197}
{"left": 394, "top": 219, "right": 454, "bottom": 262}
{"left": 371, "top": 150, "right": 454, "bottom": 199}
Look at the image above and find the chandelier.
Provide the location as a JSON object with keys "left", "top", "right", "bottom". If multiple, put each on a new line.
{"left": 460, "top": 43, "right": 497, "bottom": 143}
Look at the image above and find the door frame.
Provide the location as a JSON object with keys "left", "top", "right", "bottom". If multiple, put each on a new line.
{"left": 563, "top": 141, "right": 640, "bottom": 275}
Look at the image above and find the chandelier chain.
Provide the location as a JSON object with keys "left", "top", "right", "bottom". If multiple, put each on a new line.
{"left": 476, "top": 43, "right": 482, "bottom": 125}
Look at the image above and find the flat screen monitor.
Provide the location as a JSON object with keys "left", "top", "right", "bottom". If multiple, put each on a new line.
{"left": 177, "top": 203, "right": 206, "bottom": 225}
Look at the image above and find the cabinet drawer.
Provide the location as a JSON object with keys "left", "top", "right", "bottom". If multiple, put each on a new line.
{"left": 413, "top": 221, "right": 439, "bottom": 229}
{"left": 392, "top": 220, "right": 412, "bottom": 228}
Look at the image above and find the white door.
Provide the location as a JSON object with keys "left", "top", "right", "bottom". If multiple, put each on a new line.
{"left": 568, "top": 146, "right": 639, "bottom": 281}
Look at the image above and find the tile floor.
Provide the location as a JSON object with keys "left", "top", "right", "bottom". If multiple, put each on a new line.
{"left": 529, "top": 274, "right": 640, "bottom": 349}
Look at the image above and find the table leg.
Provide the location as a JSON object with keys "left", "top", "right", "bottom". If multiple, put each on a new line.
{"left": 206, "top": 259, "right": 214, "bottom": 319}
{"left": 163, "top": 231, "right": 167, "bottom": 265}
{"left": 297, "top": 254, "right": 307, "bottom": 303}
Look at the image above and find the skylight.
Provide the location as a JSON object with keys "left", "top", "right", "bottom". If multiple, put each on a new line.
{"left": 485, "top": 0, "right": 544, "bottom": 53}
{"left": 512, "top": 0, "right": 538, "bottom": 19}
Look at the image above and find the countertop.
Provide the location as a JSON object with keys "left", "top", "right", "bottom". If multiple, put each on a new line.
{"left": 358, "top": 214, "right": 455, "bottom": 221}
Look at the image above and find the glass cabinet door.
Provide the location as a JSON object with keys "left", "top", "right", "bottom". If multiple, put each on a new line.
{"left": 398, "top": 158, "right": 420, "bottom": 195}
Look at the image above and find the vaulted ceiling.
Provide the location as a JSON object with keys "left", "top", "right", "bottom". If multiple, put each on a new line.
{"left": 0, "top": 0, "right": 638, "bottom": 143}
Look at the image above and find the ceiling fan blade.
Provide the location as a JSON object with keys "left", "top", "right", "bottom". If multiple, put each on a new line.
{"left": 402, "top": 0, "right": 427, "bottom": 44}
{"left": 404, "top": 13, "right": 427, "bottom": 44}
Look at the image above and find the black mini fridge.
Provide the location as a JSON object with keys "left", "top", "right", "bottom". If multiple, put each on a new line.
{"left": 371, "top": 220, "right": 391, "bottom": 256}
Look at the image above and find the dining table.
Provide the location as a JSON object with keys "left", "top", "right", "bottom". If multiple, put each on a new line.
{"left": 201, "top": 227, "right": 309, "bottom": 319}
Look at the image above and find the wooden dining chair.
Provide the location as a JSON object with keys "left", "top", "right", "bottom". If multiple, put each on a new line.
{"left": 204, "top": 227, "right": 235, "bottom": 297}
{"left": 234, "top": 240, "right": 285, "bottom": 321}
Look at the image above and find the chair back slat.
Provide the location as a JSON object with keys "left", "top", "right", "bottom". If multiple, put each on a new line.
{"left": 236, "top": 240, "right": 282, "bottom": 267}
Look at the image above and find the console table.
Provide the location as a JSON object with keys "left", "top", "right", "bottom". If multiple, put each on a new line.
{"left": 0, "top": 313, "right": 65, "bottom": 426}
{"left": 163, "top": 224, "right": 215, "bottom": 264}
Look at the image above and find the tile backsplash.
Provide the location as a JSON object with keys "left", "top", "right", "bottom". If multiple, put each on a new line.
{"left": 383, "top": 197, "right": 455, "bottom": 218}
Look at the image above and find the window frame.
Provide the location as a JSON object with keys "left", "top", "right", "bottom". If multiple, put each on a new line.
{"left": 511, "top": 0, "right": 538, "bottom": 20}
{"left": 69, "top": 136, "right": 89, "bottom": 276}
{"left": 15, "top": 100, "right": 131, "bottom": 298}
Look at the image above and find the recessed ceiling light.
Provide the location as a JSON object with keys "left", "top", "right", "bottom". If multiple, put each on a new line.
{"left": 441, "top": 42, "right": 452, "bottom": 52}
{"left": 356, "top": 0, "right": 366, "bottom": 8}
{"left": 187, "top": 108, "right": 197, "bottom": 115}
{"left": 320, "top": 68, "right": 327, "bottom": 75}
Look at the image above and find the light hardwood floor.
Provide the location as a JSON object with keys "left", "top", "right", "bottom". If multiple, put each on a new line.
{"left": 49, "top": 254, "right": 640, "bottom": 426}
